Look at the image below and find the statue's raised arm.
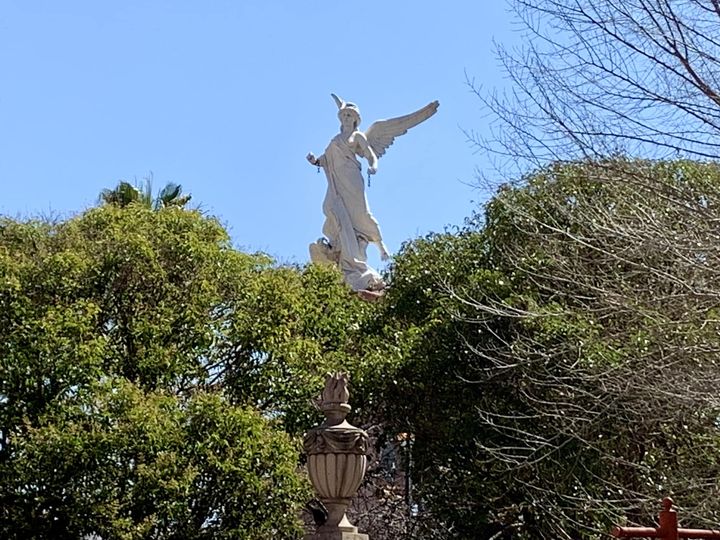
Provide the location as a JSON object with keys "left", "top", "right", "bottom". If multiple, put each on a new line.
{"left": 307, "top": 94, "right": 439, "bottom": 299}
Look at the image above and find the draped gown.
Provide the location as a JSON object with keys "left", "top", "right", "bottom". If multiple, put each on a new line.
{"left": 316, "top": 133, "right": 385, "bottom": 291}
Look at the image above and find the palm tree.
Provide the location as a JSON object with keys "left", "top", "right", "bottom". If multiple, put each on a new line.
{"left": 99, "top": 177, "right": 191, "bottom": 209}
{"left": 155, "top": 182, "right": 191, "bottom": 209}
{"left": 99, "top": 181, "right": 143, "bottom": 207}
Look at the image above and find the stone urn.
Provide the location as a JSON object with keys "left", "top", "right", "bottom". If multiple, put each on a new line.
{"left": 303, "top": 373, "right": 370, "bottom": 539}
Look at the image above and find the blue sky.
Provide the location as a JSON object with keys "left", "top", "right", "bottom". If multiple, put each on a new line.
{"left": 1, "top": 1, "right": 517, "bottom": 268}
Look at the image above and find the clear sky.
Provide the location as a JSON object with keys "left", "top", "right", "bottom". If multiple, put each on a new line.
{"left": 0, "top": 1, "right": 516, "bottom": 268}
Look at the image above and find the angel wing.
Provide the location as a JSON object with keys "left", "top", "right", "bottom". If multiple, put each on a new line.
{"left": 365, "top": 100, "right": 439, "bottom": 159}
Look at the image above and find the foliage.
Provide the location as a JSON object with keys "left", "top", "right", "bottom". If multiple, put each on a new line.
{"left": 0, "top": 202, "right": 393, "bottom": 538}
{"left": 10, "top": 162, "right": 720, "bottom": 539}
{"left": 460, "top": 0, "right": 720, "bottom": 532}
{"left": 99, "top": 180, "right": 191, "bottom": 209}
{"left": 380, "top": 159, "right": 720, "bottom": 539}
{"left": 4, "top": 379, "right": 307, "bottom": 539}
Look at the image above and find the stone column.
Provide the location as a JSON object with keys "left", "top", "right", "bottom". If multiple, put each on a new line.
{"left": 303, "top": 373, "right": 370, "bottom": 540}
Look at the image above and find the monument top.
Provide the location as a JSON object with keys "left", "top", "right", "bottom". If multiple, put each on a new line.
{"left": 306, "top": 94, "right": 439, "bottom": 296}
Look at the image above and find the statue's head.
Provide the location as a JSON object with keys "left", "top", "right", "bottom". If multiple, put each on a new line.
{"left": 331, "top": 93, "right": 361, "bottom": 128}
{"left": 338, "top": 105, "right": 361, "bottom": 129}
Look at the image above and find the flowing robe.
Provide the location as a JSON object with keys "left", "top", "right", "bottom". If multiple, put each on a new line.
{"left": 314, "top": 133, "right": 385, "bottom": 291}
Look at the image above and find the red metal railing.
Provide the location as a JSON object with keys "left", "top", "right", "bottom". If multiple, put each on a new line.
{"left": 612, "top": 498, "right": 720, "bottom": 539}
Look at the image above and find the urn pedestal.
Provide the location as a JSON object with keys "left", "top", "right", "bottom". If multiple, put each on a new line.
{"left": 304, "top": 374, "right": 370, "bottom": 540}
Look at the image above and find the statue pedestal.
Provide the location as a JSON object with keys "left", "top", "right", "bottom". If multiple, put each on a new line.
{"left": 305, "top": 533, "right": 369, "bottom": 540}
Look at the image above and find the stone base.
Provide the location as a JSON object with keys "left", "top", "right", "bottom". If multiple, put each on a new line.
{"left": 304, "top": 533, "right": 369, "bottom": 540}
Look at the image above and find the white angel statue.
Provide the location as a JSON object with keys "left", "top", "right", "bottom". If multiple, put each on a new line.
{"left": 307, "top": 94, "right": 439, "bottom": 295}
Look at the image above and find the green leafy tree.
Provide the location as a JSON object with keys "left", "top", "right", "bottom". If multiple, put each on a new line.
{"left": 380, "top": 159, "right": 720, "bottom": 539}
{"left": 4, "top": 379, "right": 306, "bottom": 539}
{"left": 454, "top": 0, "right": 720, "bottom": 533}
{"left": 0, "top": 201, "right": 392, "bottom": 538}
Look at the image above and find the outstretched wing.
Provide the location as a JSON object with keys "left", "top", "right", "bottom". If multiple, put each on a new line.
{"left": 365, "top": 100, "right": 439, "bottom": 158}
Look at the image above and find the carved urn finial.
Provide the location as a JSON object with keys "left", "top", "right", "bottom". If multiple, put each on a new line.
{"left": 303, "top": 373, "right": 370, "bottom": 539}
{"left": 318, "top": 372, "right": 352, "bottom": 425}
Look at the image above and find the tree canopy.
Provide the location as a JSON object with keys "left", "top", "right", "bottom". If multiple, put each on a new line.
{"left": 4, "top": 160, "right": 720, "bottom": 539}
{"left": 379, "top": 158, "right": 720, "bottom": 538}
{"left": 0, "top": 200, "right": 398, "bottom": 539}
